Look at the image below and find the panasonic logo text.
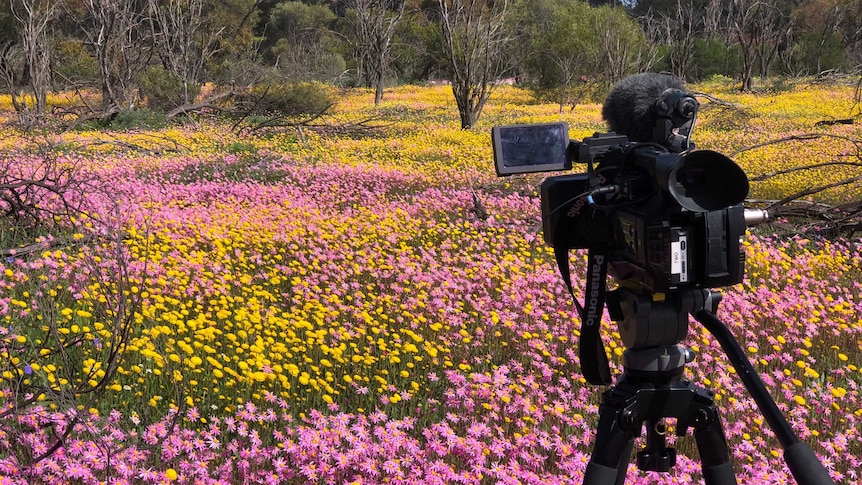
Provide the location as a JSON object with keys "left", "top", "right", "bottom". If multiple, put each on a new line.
{"left": 585, "top": 255, "right": 605, "bottom": 327}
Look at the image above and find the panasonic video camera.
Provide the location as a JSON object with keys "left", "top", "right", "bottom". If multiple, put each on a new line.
{"left": 492, "top": 75, "right": 763, "bottom": 294}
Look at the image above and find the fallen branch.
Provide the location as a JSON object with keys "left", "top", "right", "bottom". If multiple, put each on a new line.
{"left": 240, "top": 111, "right": 387, "bottom": 142}
{"left": 0, "top": 233, "right": 97, "bottom": 258}
{"left": 761, "top": 174, "right": 861, "bottom": 217}
{"left": 0, "top": 240, "right": 49, "bottom": 258}
{"left": 735, "top": 130, "right": 862, "bottom": 238}
{"left": 747, "top": 198, "right": 862, "bottom": 238}
{"left": 62, "top": 106, "right": 121, "bottom": 133}
{"left": 166, "top": 90, "right": 236, "bottom": 119}
{"left": 73, "top": 131, "right": 190, "bottom": 155}
{"left": 748, "top": 161, "right": 862, "bottom": 181}
{"left": 240, "top": 102, "right": 333, "bottom": 135}
{"left": 814, "top": 117, "right": 856, "bottom": 127}
{"left": 692, "top": 91, "right": 744, "bottom": 109}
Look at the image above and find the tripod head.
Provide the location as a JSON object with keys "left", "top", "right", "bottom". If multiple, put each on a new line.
{"left": 603, "top": 287, "right": 724, "bottom": 475}
{"left": 608, "top": 288, "right": 720, "bottom": 378}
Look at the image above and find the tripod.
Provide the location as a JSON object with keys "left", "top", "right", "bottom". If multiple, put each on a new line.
{"left": 582, "top": 288, "right": 836, "bottom": 485}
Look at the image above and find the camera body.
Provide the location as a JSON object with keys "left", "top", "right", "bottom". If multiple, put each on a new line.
{"left": 493, "top": 124, "right": 751, "bottom": 294}
{"left": 541, "top": 172, "right": 746, "bottom": 293}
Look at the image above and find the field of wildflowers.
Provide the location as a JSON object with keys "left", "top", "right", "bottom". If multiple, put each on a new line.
{"left": 0, "top": 80, "right": 860, "bottom": 484}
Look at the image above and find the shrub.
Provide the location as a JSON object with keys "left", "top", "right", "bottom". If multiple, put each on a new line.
{"left": 53, "top": 40, "right": 99, "bottom": 88}
{"left": 691, "top": 38, "right": 742, "bottom": 81}
{"left": 76, "top": 108, "right": 168, "bottom": 131}
{"left": 235, "top": 81, "right": 335, "bottom": 118}
{"left": 138, "top": 65, "right": 200, "bottom": 111}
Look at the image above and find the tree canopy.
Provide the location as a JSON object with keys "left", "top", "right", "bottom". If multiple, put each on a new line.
{"left": 0, "top": 0, "right": 858, "bottom": 125}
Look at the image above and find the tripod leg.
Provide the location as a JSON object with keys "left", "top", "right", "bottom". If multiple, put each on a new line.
{"left": 584, "top": 398, "right": 635, "bottom": 485}
{"left": 614, "top": 438, "right": 635, "bottom": 485}
{"left": 696, "top": 309, "right": 836, "bottom": 485}
{"left": 693, "top": 408, "right": 737, "bottom": 485}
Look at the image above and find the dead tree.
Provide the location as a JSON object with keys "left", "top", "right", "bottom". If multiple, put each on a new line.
{"left": 643, "top": 0, "right": 700, "bottom": 80}
{"left": 438, "top": 0, "right": 513, "bottom": 129}
{"left": 727, "top": 0, "right": 791, "bottom": 91}
{"left": 9, "top": 0, "right": 59, "bottom": 119}
{"left": 75, "top": 0, "right": 154, "bottom": 110}
{"left": 348, "top": 0, "right": 407, "bottom": 105}
{"left": 148, "top": 0, "right": 224, "bottom": 107}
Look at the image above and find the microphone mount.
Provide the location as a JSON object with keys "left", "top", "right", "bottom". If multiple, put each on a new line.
{"left": 654, "top": 88, "right": 699, "bottom": 153}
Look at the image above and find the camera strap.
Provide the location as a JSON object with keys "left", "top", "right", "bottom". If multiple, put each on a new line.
{"left": 554, "top": 245, "right": 612, "bottom": 386}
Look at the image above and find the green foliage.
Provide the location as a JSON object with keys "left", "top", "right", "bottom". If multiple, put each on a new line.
{"left": 138, "top": 65, "right": 201, "bottom": 111}
{"left": 270, "top": 38, "right": 347, "bottom": 82}
{"left": 259, "top": 1, "right": 345, "bottom": 81}
{"left": 223, "top": 141, "right": 259, "bottom": 155}
{"left": 78, "top": 109, "right": 169, "bottom": 131}
{"left": 236, "top": 81, "right": 336, "bottom": 118}
{"left": 53, "top": 40, "right": 99, "bottom": 88}
{"left": 390, "top": 12, "right": 442, "bottom": 82}
{"left": 788, "top": 32, "right": 849, "bottom": 75}
{"left": 0, "top": 2, "right": 15, "bottom": 45}
{"left": 650, "top": 44, "right": 673, "bottom": 75}
{"left": 266, "top": 1, "right": 336, "bottom": 47}
{"left": 202, "top": 0, "right": 259, "bottom": 84}
{"left": 0, "top": 0, "right": 858, "bottom": 112}
{"left": 111, "top": 109, "right": 169, "bottom": 130}
{"left": 516, "top": 0, "right": 650, "bottom": 103}
{"left": 691, "top": 38, "right": 743, "bottom": 81}
{"left": 765, "top": 76, "right": 796, "bottom": 92}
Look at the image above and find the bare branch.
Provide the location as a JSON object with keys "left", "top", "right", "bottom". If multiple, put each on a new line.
{"left": 692, "top": 91, "right": 745, "bottom": 109}
{"left": 729, "top": 129, "right": 862, "bottom": 238}
{"left": 729, "top": 132, "right": 862, "bottom": 157}
{"left": 748, "top": 160, "right": 862, "bottom": 181}
{"left": 166, "top": 89, "right": 236, "bottom": 118}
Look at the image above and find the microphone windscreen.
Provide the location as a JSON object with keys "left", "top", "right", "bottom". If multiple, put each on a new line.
{"left": 602, "top": 73, "right": 684, "bottom": 142}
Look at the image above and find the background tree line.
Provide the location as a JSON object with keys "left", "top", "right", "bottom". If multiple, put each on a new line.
{"left": 0, "top": 0, "right": 859, "bottom": 129}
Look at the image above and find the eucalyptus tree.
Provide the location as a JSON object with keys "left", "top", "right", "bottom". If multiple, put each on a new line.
{"left": 70, "top": 0, "right": 154, "bottom": 109}
{"left": 8, "top": 0, "right": 59, "bottom": 116}
{"left": 437, "top": 0, "right": 514, "bottom": 129}
{"left": 347, "top": 0, "right": 407, "bottom": 104}
{"left": 517, "top": 0, "right": 654, "bottom": 107}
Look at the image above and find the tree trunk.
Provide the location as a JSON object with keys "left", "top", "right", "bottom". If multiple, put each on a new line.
{"left": 374, "top": 70, "right": 384, "bottom": 105}
{"left": 12, "top": 0, "right": 57, "bottom": 116}
{"left": 438, "top": 0, "right": 511, "bottom": 129}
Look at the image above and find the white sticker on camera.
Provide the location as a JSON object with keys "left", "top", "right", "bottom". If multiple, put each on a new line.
{"left": 671, "top": 236, "right": 688, "bottom": 283}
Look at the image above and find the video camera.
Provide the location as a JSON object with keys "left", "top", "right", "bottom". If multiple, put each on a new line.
{"left": 489, "top": 75, "right": 841, "bottom": 485}
{"left": 492, "top": 76, "right": 765, "bottom": 294}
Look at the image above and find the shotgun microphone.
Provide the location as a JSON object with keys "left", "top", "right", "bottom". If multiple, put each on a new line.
{"left": 602, "top": 73, "right": 697, "bottom": 151}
